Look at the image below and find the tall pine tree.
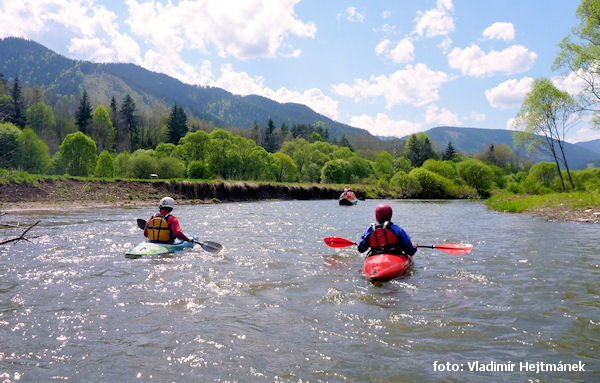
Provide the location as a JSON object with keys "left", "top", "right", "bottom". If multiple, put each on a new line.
{"left": 9, "top": 76, "right": 25, "bottom": 128}
{"left": 167, "top": 104, "right": 188, "bottom": 144}
{"left": 120, "top": 94, "right": 138, "bottom": 150}
{"left": 75, "top": 90, "right": 92, "bottom": 134}
{"left": 442, "top": 141, "right": 456, "bottom": 160}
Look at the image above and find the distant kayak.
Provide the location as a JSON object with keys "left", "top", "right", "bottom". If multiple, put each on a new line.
{"left": 362, "top": 253, "right": 412, "bottom": 282}
{"left": 339, "top": 191, "right": 357, "bottom": 206}
{"left": 125, "top": 235, "right": 199, "bottom": 258}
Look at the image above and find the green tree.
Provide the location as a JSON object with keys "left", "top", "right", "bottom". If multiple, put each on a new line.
{"left": 18, "top": 128, "right": 50, "bottom": 174}
{"left": 26, "top": 101, "right": 56, "bottom": 144}
{"left": 422, "top": 159, "right": 457, "bottom": 179}
{"left": 89, "top": 105, "right": 115, "bottom": 153}
{"left": 442, "top": 141, "right": 456, "bottom": 160}
{"left": 0, "top": 122, "right": 22, "bottom": 168}
{"left": 187, "top": 160, "right": 211, "bottom": 179}
{"left": 9, "top": 76, "right": 26, "bottom": 128}
{"left": 373, "top": 151, "right": 395, "bottom": 180}
{"left": 272, "top": 152, "right": 298, "bottom": 182}
{"left": 94, "top": 150, "right": 115, "bottom": 178}
{"left": 390, "top": 170, "right": 422, "bottom": 197}
{"left": 514, "top": 78, "right": 577, "bottom": 191}
{"left": 120, "top": 94, "right": 138, "bottom": 151}
{"left": 457, "top": 159, "right": 494, "bottom": 196}
{"left": 321, "top": 159, "right": 352, "bottom": 184}
{"left": 167, "top": 104, "right": 188, "bottom": 144}
{"left": 75, "top": 90, "right": 92, "bottom": 134}
{"left": 177, "top": 130, "right": 210, "bottom": 162}
{"left": 56, "top": 131, "right": 97, "bottom": 176}
{"left": 405, "top": 133, "right": 438, "bottom": 167}
{"left": 156, "top": 156, "right": 186, "bottom": 179}
{"left": 553, "top": 0, "right": 600, "bottom": 123}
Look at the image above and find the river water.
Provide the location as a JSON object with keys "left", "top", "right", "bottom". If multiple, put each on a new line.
{"left": 0, "top": 199, "right": 598, "bottom": 382}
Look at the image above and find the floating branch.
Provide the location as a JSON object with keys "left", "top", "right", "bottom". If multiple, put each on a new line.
{"left": 0, "top": 220, "right": 41, "bottom": 245}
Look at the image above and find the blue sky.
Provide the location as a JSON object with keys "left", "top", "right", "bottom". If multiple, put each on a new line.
{"left": 1, "top": 0, "right": 597, "bottom": 142}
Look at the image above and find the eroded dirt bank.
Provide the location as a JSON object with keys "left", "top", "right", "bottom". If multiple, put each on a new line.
{"left": 0, "top": 178, "right": 354, "bottom": 212}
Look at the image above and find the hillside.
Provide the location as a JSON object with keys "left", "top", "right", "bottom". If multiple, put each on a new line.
{"left": 0, "top": 37, "right": 370, "bottom": 141}
{"left": 413, "top": 126, "right": 600, "bottom": 169}
{"left": 576, "top": 138, "right": 600, "bottom": 154}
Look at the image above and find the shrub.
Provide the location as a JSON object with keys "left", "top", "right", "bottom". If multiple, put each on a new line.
{"left": 94, "top": 151, "right": 115, "bottom": 178}
{"left": 155, "top": 156, "right": 186, "bottom": 179}
{"left": 128, "top": 152, "right": 157, "bottom": 179}
{"left": 457, "top": 159, "right": 494, "bottom": 197}
{"left": 409, "top": 167, "right": 454, "bottom": 198}
{"left": 422, "top": 159, "right": 457, "bottom": 179}
{"left": 187, "top": 160, "right": 211, "bottom": 179}
{"left": 390, "top": 170, "right": 421, "bottom": 197}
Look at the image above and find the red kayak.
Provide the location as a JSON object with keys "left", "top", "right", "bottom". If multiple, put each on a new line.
{"left": 362, "top": 254, "right": 412, "bottom": 282}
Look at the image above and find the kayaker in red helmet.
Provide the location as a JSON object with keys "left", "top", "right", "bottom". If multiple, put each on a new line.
{"left": 357, "top": 204, "right": 417, "bottom": 256}
{"left": 144, "top": 197, "right": 193, "bottom": 244}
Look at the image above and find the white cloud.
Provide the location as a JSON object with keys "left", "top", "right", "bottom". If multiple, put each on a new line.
{"left": 0, "top": 0, "right": 142, "bottom": 64}
{"left": 382, "top": 10, "right": 392, "bottom": 19}
{"left": 344, "top": 6, "right": 365, "bottom": 23}
{"left": 506, "top": 117, "right": 519, "bottom": 131}
{"left": 332, "top": 63, "right": 450, "bottom": 108}
{"left": 144, "top": 50, "right": 213, "bottom": 85}
{"left": 470, "top": 112, "right": 486, "bottom": 122}
{"left": 570, "top": 126, "right": 600, "bottom": 143}
{"left": 437, "top": 36, "right": 453, "bottom": 54}
{"left": 425, "top": 105, "right": 461, "bottom": 125}
{"left": 552, "top": 70, "right": 590, "bottom": 96}
{"left": 482, "top": 22, "right": 515, "bottom": 41}
{"left": 350, "top": 113, "right": 422, "bottom": 137}
{"left": 375, "top": 37, "right": 415, "bottom": 64}
{"left": 448, "top": 44, "right": 537, "bottom": 77}
{"left": 213, "top": 64, "right": 339, "bottom": 120}
{"left": 485, "top": 77, "right": 534, "bottom": 109}
{"left": 126, "top": 0, "right": 316, "bottom": 60}
{"left": 414, "top": 0, "right": 455, "bottom": 38}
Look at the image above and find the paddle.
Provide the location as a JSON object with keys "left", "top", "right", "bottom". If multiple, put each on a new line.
{"left": 323, "top": 236, "right": 473, "bottom": 255}
{"left": 136, "top": 218, "right": 223, "bottom": 253}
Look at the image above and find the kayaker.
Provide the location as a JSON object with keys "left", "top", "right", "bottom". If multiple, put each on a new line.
{"left": 339, "top": 188, "right": 356, "bottom": 201}
{"left": 144, "top": 197, "right": 193, "bottom": 244}
{"left": 357, "top": 204, "right": 417, "bottom": 256}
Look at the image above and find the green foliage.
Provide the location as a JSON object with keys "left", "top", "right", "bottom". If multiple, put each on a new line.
{"left": 405, "top": 132, "right": 438, "bottom": 167}
{"left": 128, "top": 151, "right": 157, "bottom": 179}
{"left": 394, "top": 156, "right": 412, "bottom": 173}
{"left": 527, "top": 162, "right": 558, "bottom": 187}
{"left": 187, "top": 160, "right": 211, "bottom": 179}
{"left": 244, "top": 146, "right": 276, "bottom": 181}
{"left": 409, "top": 167, "right": 454, "bottom": 198}
{"left": 348, "top": 156, "right": 374, "bottom": 181}
{"left": 75, "top": 90, "right": 92, "bottom": 133}
{"left": 18, "top": 127, "right": 50, "bottom": 174}
{"left": 155, "top": 156, "right": 186, "bottom": 179}
{"left": 94, "top": 150, "right": 115, "bottom": 178}
{"left": 373, "top": 151, "right": 395, "bottom": 180}
{"left": 0, "top": 122, "right": 22, "bottom": 169}
{"left": 167, "top": 104, "right": 188, "bottom": 144}
{"left": 456, "top": 159, "right": 494, "bottom": 196}
{"left": 89, "top": 105, "right": 115, "bottom": 153}
{"left": 155, "top": 142, "right": 176, "bottom": 157}
{"left": 177, "top": 130, "right": 210, "bottom": 162}
{"left": 26, "top": 101, "right": 56, "bottom": 142}
{"left": 56, "top": 131, "right": 97, "bottom": 176}
{"left": 272, "top": 152, "right": 298, "bottom": 182}
{"left": 114, "top": 151, "right": 131, "bottom": 177}
{"left": 390, "top": 170, "right": 422, "bottom": 197}
{"left": 422, "top": 159, "right": 457, "bottom": 180}
{"left": 486, "top": 191, "right": 600, "bottom": 213}
{"left": 321, "top": 159, "right": 352, "bottom": 184}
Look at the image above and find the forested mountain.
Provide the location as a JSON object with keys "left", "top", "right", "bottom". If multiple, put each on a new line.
{"left": 0, "top": 37, "right": 371, "bottom": 141}
{"left": 576, "top": 138, "right": 600, "bottom": 154}
{"left": 410, "top": 126, "right": 600, "bottom": 169}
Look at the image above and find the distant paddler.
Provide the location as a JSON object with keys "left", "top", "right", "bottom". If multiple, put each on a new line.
{"left": 339, "top": 187, "right": 357, "bottom": 206}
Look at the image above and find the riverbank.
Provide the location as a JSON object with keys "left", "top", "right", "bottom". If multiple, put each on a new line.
{"left": 486, "top": 191, "right": 600, "bottom": 223}
{"left": 0, "top": 177, "right": 351, "bottom": 212}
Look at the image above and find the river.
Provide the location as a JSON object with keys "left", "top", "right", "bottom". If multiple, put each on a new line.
{"left": 1, "top": 199, "right": 598, "bottom": 382}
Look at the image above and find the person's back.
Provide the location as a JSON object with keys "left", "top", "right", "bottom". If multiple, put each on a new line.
{"left": 357, "top": 204, "right": 417, "bottom": 256}
{"left": 144, "top": 197, "right": 192, "bottom": 244}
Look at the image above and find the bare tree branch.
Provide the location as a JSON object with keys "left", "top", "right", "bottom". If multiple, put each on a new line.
{"left": 0, "top": 220, "right": 41, "bottom": 245}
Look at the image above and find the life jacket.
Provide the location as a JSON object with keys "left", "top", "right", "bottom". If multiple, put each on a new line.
{"left": 368, "top": 221, "right": 399, "bottom": 254}
{"left": 147, "top": 213, "right": 174, "bottom": 243}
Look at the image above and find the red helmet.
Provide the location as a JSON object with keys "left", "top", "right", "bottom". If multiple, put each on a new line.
{"left": 375, "top": 204, "right": 392, "bottom": 223}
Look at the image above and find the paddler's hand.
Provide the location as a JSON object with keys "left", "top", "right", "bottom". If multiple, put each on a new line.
{"left": 412, "top": 242, "right": 418, "bottom": 247}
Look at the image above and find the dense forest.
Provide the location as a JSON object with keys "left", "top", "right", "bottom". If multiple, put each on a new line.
{"left": 1, "top": 72, "right": 599, "bottom": 200}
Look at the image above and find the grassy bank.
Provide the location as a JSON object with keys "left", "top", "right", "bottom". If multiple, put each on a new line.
{"left": 486, "top": 191, "right": 600, "bottom": 222}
